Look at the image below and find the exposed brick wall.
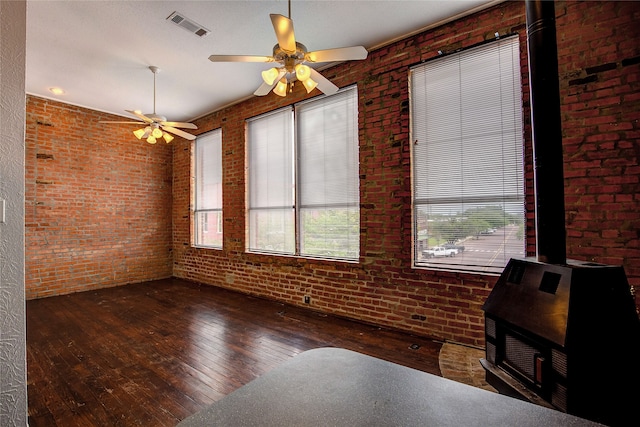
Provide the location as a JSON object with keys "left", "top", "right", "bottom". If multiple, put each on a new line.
{"left": 556, "top": 1, "right": 640, "bottom": 287}
{"left": 172, "top": 1, "right": 640, "bottom": 347}
{"left": 24, "top": 1, "right": 639, "bottom": 347}
{"left": 25, "top": 97, "right": 173, "bottom": 298}
{"left": 172, "top": 2, "right": 526, "bottom": 347}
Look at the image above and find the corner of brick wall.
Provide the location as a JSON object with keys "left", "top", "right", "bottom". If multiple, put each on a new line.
{"left": 25, "top": 97, "right": 174, "bottom": 299}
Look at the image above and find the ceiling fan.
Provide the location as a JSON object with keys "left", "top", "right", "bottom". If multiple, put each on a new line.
{"left": 100, "top": 66, "right": 197, "bottom": 143}
{"left": 208, "top": 0, "right": 368, "bottom": 97}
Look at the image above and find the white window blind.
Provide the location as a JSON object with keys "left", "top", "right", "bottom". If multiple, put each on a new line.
{"left": 247, "top": 87, "right": 359, "bottom": 260}
{"left": 297, "top": 88, "right": 360, "bottom": 259}
{"left": 247, "top": 108, "right": 295, "bottom": 254}
{"left": 194, "top": 129, "right": 223, "bottom": 248}
{"left": 411, "top": 36, "right": 525, "bottom": 274}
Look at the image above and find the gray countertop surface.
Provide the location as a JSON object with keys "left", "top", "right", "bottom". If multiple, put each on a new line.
{"left": 178, "top": 347, "right": 601, "bottom": 426}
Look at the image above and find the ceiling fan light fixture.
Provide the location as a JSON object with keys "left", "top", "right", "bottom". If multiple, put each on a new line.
{"left": 162, "top": 132, "right": 174, "bottom": 143}
{"left": 295, "top": 64, "right": 311, "bottom": 81}
{"left": 208, "top": 0, "right": 367, "bottom": 100}
{"left": 133, "top": 128, "right": 146, "bottom": 140}
{"left": 274, "top": 78, "right": 288, "bottom": 97}
{"left": 262, "top": 67, "right": 281, "bottom": 85}
{"left": 102, "top": 66, "right": 197, "bottom": 143}
{"left": 151, "top": 127, "right": 163, "bottom": 138}
{"left": 303, "top": 77, "right": 318, "bottom": 93}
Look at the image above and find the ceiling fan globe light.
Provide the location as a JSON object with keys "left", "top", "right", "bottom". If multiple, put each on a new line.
{"left": 152, "top": 127, "right": 163, "bottom": 138}
{"left": 262, "top": 67, "right": 280, "bottom": 85}
{"left": 274, "top": 78, "right": 288, "bottom": 97}
{"left": 303, "top": 78, "right": 318, "bottom": 93}
{"left": 133, "top": 128, "right": 146, "bottom": 139}
{"left": 162, "top": 132, "right": 174, "bottom": 143}
{"left": 295, "top": 64, "right": 311, "bottom": 81}
{"left": 147, "top": 136, "right": 157, "bottom": 144}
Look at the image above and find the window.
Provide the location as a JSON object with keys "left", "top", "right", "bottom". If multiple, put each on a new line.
{"left": 247, "top": 87, "right": 360, "bottom": 260}
{"left": 194, "top": 128, "right": 223, "bottom": 248}
{"left": 410, "top": 36, "right": 525, "bottom": 274}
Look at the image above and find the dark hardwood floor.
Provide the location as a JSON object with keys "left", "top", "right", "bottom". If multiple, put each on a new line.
{"left": 27, "top": 278, "right": 444, "bottom": 426}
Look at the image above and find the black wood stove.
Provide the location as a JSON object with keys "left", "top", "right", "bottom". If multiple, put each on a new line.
{"left": 481, "top": 258, "right": 640, "bottom": 426}
{"left": 481, "top": 2, "right": 640, "bottom": 426}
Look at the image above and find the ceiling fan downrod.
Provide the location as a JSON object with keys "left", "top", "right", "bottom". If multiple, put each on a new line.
{"left": 149, "top": 66, "right": 160, "bottom": 115}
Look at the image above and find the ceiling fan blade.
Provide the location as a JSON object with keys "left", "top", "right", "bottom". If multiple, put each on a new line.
{"left": 305, "top": 46, "right": 368, "bottom": 63}
{"left": 209, "top": 55, "right": 275, "bottom": 63}
{"left": 254, "top": 82, "right": 276, "bottom": 97}
{"left": 270, "top": 14, "right": 296, "bottom": 54}
{"left": 162, "top": 126, "right": 196, "bottom": 141}
{"left": 254, "top": 69, "right": 286, "bottom": 96}
{"left": 161, "top": 121, "right": 197, "bottom": 130}
{"left": 125, "top": 110, "right": 154, "bottom": 123}
{"left": 309, "top": 68, "right": 339, "bottom": 96}
{"left": 98, "top": 121, "right": 145, "bottom": 125}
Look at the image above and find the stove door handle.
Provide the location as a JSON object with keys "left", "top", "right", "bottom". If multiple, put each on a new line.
{"left": 534, "top": 353, "right": 545, "bottom": 384}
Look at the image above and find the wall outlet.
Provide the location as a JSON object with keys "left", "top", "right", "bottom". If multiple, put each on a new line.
{"left": 304, "top": 295, "right": 310, "bottom": 304}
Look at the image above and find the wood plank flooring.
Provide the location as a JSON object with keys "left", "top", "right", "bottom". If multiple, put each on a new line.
{"left": 27, "top": 278, "right": 444, "bottom": 427}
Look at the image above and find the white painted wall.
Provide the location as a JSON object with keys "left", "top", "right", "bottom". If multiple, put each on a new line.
{"left": 0, "top": 0, "right": 28, "bottom": 425}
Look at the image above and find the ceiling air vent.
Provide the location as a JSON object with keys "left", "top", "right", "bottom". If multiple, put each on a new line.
{"left": 167, "top": 11, "right": 210, "bottom": 37}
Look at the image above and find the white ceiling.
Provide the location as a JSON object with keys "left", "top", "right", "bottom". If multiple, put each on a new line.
{"left": 26, "top": 0, "right": 498, "bottom": 123}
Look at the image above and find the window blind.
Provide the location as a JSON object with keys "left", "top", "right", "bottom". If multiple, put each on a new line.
{"left": 296, "top": 88, "right": 360, "bottom": 259}
{"left": 246, "top": 87, "right": 360, "bottom": 260}
{"left": 194, "top": 128, "right": 223, "bottom": 248}
{"left": 411, "top": 36, "right": 525, "bottom": 274}
{"left": 247, "top": 108, "right": 295, "bottom": 254}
